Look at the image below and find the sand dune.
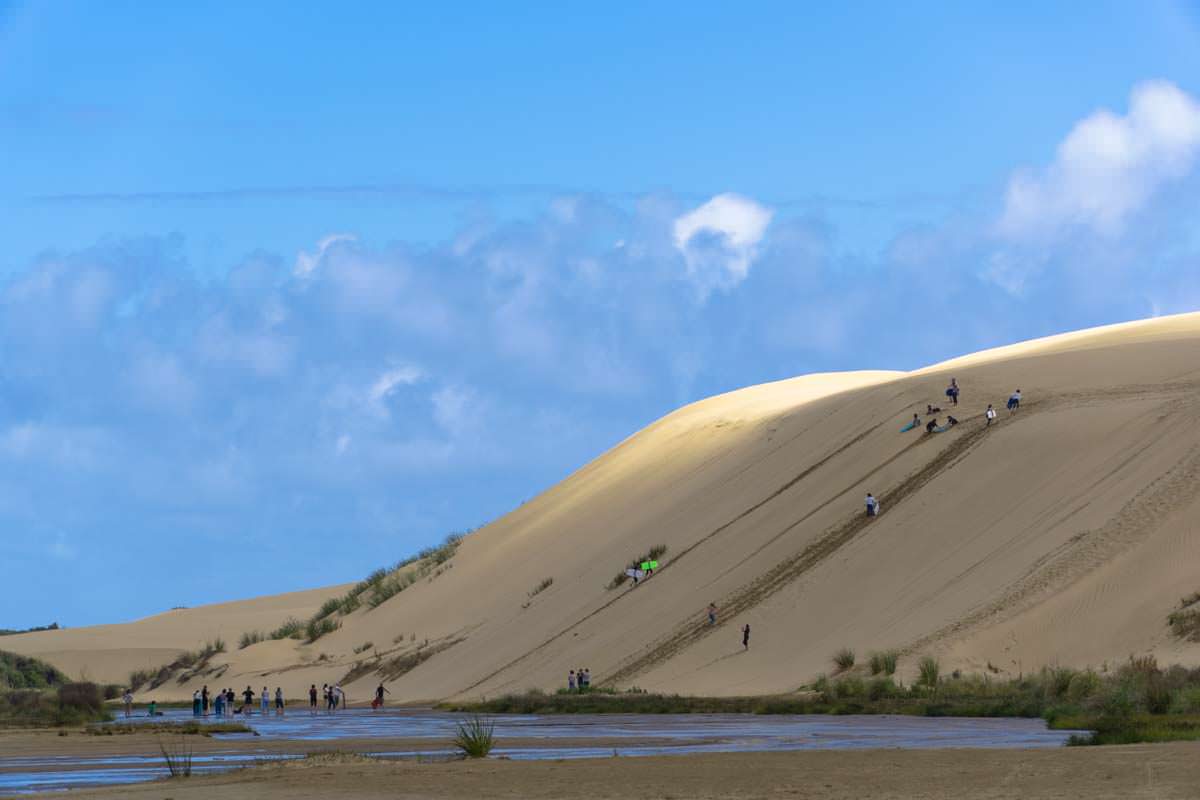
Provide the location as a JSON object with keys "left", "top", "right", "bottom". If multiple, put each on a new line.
{"left": 6, "top": 311, "right": 1200, "bottom": 701}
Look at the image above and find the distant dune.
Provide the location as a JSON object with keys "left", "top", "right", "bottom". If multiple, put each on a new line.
{"left": 7, "top": 311, "right": 1200, "bottom": 701}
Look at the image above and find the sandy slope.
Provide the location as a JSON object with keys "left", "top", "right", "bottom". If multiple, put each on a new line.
{"left": 6, "top": 312, "right": 1200, "bottom": 700}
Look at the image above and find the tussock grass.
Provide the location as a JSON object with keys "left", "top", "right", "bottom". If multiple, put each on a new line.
{"left": 270, "top": 618, "right": 305, "bottom": 640}
{"left": 353, "top": 642, "right": 374, "bottom": 655}
{"left": 129, "top": 639, "right": 226, "bottom": 692}
{"left": 305, "top": 617, "right": 340, "bottom": 643}
{"left": 528, "top": 577, "right": 554, "bottom": 598}
{"left": 868, "top": 650, "right": 898, "bottom": 676}
{"left": 606, "top": 545, "right": 668, "bottom": 589}
{"left": 917, "top": 656, "right": 941, "bottom": 689}
{"left": 832, "top": 648, "right": 856, "bottom": 672}
{"left": 238, "top": 630, "right": 265, "bottom": 650}
{"left": 452, "top": 715, "right": 495, "bottom": 758}
{"left": 1169, "top": 595, "right": 1200, "bottom": 640}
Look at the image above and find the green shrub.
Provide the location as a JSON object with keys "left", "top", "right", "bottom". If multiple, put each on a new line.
{"left": 0, "top": 651, "right": 68, "bottom": 690}
{"left": 867, "top": 651, "right": 898, "bottom": 676}
{"left": 833, "top": 648, "right": 856, "bottom": 672}
{"left": 305, "top": 617, "right": 340, "bottom": 643}
{"left": 834, "top": 676, "right": 864, "bottom": 698}
{"left": 917, "top": 656, "right": 940, "bottom": 689}
{"left": 1066, "top": 671, "right": 1101, "bottom": 704}
{"left": 270, "top": 618, "right": 305, "bottom": 640}
{"left": 868, "top": 677, "right": 900, "bottom": 700}
{"left": 453, "top": 715, "right": 495, "bottom": 758}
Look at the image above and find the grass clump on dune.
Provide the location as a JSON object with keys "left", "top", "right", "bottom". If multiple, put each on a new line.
{"left": 128, "top": 639, "right": 226, "bottom": 692}
{"left": 832, "top": 648, "right": 856, "bottom": 672}
{"left": 868, "top": 650, "right": 899, "bottom": 676}
{"left": 270, "top": 617, "right": 305, "bottom": 640}
{"left": 238, "top": 630, "right": 266, "bottom": 650}
{"left": 606, "top": 545, "right": 668, "bottom": 590}
{"left": 1168, "top": 592, "right": 1200, "bottom": 640}
{"left": 297, "top": 530, "right": 473, "bottom": 641}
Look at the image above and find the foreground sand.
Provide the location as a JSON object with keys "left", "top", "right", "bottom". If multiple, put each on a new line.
{"left": 7, "top": 312, "right": 1200, "bottom": 703}
{"left": 24, "top": 743, "right": 1200, "bottom": 800}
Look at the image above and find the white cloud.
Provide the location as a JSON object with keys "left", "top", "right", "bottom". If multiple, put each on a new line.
{"left": 294, "top": 233, "right": 357, "bottom": 277}
{"left": 673, "top": 193, "right": 773, "bottom": 296}
{"left": 368, "top": 364, "right": 425, "bottom": 415}
{"left": 998, "top": 80, "right": 1200, "bottom": 240}
{"left": 431, "top": 385, "right": 477, "bottom": 436}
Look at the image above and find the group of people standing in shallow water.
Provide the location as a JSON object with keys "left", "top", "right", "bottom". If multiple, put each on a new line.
{"left": 867, "top": 380, "right": 1025, "bottom": 518}
{"left": 193, "top": 684, "right": 286, "bottom": 717}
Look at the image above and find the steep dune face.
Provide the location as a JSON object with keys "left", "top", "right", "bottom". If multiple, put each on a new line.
{"left": 7, "top": 312, "right": 1200, "bottom": 700}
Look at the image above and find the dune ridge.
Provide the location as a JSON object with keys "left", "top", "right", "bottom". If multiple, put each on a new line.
{"left": 6, "top": 311, "right": 1200, "bottom": 701}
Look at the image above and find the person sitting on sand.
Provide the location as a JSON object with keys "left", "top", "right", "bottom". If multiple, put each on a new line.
{"left": 986, "top": 404, "right": 996, "bottom": 426}
{"left": 865, "top": 493, "right": 879, "bottom": 517}
{"left": 946, "top": 415, "right": 959, "bottom": 426}
{"left": 925, "top": 418, "right": 938, "bottom": 433}
{"left": 926, "top": 404, "right": 941, "bottom": 415}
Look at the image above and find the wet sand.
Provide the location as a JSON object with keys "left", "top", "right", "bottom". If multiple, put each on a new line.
{"left": 14, "top": 742, "right": 1200, "bottom": 800}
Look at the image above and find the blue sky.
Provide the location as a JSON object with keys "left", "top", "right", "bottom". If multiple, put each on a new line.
{"left": 2, "top": 1, "right": 1200, "bottom": 627}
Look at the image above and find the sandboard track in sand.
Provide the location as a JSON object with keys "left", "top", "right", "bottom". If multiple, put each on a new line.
{"left": 905, "top": 398, "right": 1200, "bottom": 658}
{"left": 603, "top": 414, "right": 1001, "bottom": 686}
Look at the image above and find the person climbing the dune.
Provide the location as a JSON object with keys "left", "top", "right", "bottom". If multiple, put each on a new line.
{"left": 865, "top": 493, "right": 879, "bottom": 517}
{"left": 946, "top": 378, "right": 959, "bottom": 406}
{"left": 1007, "top": 389, "right": 1022, "bottom": 414}
{"left": 986, "top": 404, "right": 997, "bottom": 426}
{"left": 742, "top": 623, "right": 751, "bottom": 650}
{"left": 708, "top": 602, "right": 718, "bottom": 626}
{"left": 925, "top": 417, "right": 938, "bottom": 433}
{"left": 946, "top": 415, "right": 959, "bottom": 426}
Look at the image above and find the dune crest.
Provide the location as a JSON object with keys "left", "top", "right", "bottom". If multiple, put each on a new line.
{"left": 7, "top": 311, "right": 1200, "bottom": 700}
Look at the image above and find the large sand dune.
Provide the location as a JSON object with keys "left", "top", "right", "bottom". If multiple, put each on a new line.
{"left": 6, "top": 312, "right": 1200, "bottom": 701}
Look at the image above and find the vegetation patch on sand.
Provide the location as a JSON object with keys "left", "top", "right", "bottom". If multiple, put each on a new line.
{"left": 449, "top": 656, "right": 1200, "bottom": 745}
{"left": 128, "top": 638, "right": 226, "bottom": 692}
{"left": 606, "top": 545, "right": 667, "bottom": 590}
{"left": 1, "top": 650, "right": 69, "bottom": 690}
{"left": 1, "top": 682, "right": 112, "bottom": 728}
{"left": 87, "top": 720, "right": 253, "bottom": 736}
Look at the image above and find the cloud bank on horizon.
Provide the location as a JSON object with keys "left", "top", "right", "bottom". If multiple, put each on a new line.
{"left": 3, "top": 79, "right": 1200, "bottom": 627}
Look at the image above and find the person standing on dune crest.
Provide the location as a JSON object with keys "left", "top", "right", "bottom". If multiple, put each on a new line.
{"left": 742, "top": 623, "right": 751, "bottom": 650}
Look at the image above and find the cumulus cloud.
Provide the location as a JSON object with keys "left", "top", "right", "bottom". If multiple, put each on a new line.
{"left": 998, "top": 80, "right": 1200, "bottom": 240}
{"left": 673, "top": 193, "right": 774, "bottom": 296}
